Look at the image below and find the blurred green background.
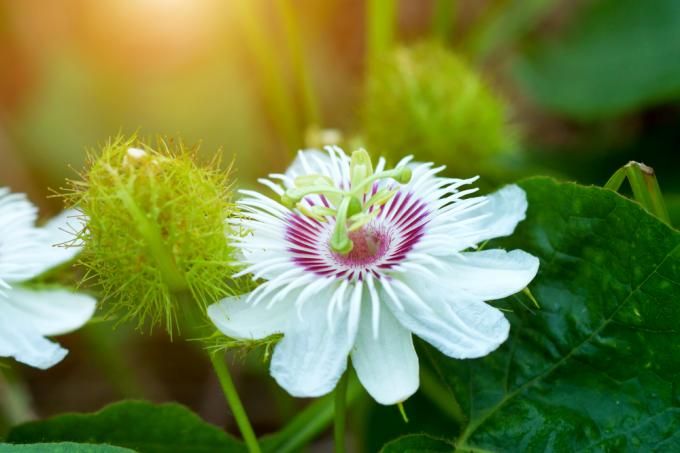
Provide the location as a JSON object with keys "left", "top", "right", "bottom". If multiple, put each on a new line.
{"left": 0, "top": 0, "right": 678, "bottom": 450}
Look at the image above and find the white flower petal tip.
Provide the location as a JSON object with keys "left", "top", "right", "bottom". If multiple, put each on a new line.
{"left": 39, "top": 208, "right": 86, "bottom": 271}
{"left": 479, "top": 184, "right": 528, "bottom": 239}
{"left": 0, "top": 308, "right": 70, "bottom": 370}
{"left": 352, "top": 302, "right": 419, "bottom": 405}
{"left": 208, "top": 147, "right": 535, "bottom": 402}
{"left": 443, "top": 249, "right": 540, "bottom": 301}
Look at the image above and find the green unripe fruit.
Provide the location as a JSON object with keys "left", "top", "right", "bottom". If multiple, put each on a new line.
{"left": 362, "top": 42, "right": 517, "bottom": 177}
{"left": 63, "top": 135, "right": 241, "bottom": 334}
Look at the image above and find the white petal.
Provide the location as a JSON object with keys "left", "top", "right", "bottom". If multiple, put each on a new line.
{"left": 208, "top": 291, "right": 295, "bottom": 340}
{"left": 0, "top": 207, "right": 83, "bottom": 284}
{"left": 2, "top": 286, "right": 95, "bottom": 336}
{"left": 34, "top": 209, "right": 84, "bottom": 273}
{"left": 441, "top": 249, "right": 539, "bottom": 300}
{"left": 459, "top": 184, "right": 528, "bottom": 244}
{"left": 351, "top": 298, "right": 419, "bottom": 405}
{"left": 0, "top": 299, "right": 68, "bottom": 369}
{"left": 270, "top": 283, "right": 360, "bottom": 397}
{"left": 0, "top": 189, "right": 42, "bottom": 283}
{"left": 384, "top": 277, "right": 509, "bottom": 359}
{"left": 284, "top": 149, "right": 332, "bottom": 181}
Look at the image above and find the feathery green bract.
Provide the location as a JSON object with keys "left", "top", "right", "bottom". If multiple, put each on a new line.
{"left": 63, "top": 135, "right": 241, "bottom": 335}
{"left": 362, "top": 42, "right": 517, "bottom": 177}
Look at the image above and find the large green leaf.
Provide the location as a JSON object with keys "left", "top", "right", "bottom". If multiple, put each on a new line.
{"left": 380, "top": 434, "right": 454, "bottom": 452}
{"left": 0, "top": 443, "right": 133, "bottom": 452}
{"left": 513, "top": 0, "right": 680, "bottom": 119}
{"left": 5, "top": 401, "right": 245, "bottom": 453}
{"left": 423, "top": 177, "right": 680, "bottom": 451}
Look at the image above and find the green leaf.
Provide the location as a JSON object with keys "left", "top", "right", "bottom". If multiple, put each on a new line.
{"left": 5, "top": 401, "right": 245, "bottom": 453}
{"left": 513, "top": 0, "right": 680, "bottom": 119}
{"left": 0, "top": 443, "right": 133, "bottom": 452}
{"left": 380, "top": 434, "right": 454, "bottom": 452}
{"left": 427, "top": 177, "right": 680, "bottom": 451}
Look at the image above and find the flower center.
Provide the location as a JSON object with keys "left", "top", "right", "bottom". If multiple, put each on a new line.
{"left": 280, "top": 149, "right": 411, "bottom": 255}
{"left": 332, "top": 227, "right": 389, "bottom": 266}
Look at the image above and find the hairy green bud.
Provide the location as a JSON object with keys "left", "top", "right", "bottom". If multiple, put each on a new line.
{"left": 362, "top": 42, "right": 517, "bottom": 176}
{"left": 63, "top": 135, "right": 240, "bottom": 335}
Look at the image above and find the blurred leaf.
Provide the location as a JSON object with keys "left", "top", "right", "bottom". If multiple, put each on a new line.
{"left": 427, "top": 177, "right": 680, "bottom": 450}
{"left": 380, "top": 434, "right": 454, "bottom": 452}
{"left": 5, "top": 401, "right": 245, "bottom": 453}
{"left": 514, "top": 0, "right": 680, "bottom": 119}
{"left": 0, "top": 443, "right": 133, "bottom": 452}
{"left": 463, "top": 0, "right": 556, "bottom": 59}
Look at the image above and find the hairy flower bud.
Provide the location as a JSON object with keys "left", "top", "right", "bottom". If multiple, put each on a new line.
{"left": 362, "top": 42, "right": 517, "bottom": 177}
{"left": 63, "top": 135, "right": 240, "bottom": 334}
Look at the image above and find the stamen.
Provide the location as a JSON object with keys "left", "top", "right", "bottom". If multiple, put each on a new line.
{"left": 280, "top": 149, "right": 413, "bottom": 255}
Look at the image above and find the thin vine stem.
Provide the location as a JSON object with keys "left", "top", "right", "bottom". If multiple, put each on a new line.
{"left": 334, "top": 371, "right": 349, "bottom": 453}
{"left": 210, "top": 353, "right": 262, "bottom": 453}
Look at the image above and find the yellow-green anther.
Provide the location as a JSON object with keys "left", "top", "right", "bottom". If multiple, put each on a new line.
{"left": 393, "top": 166, "right": 412, "bottom": 184}
{"left": 298, "top": 204, "right": 325, "bottom": 222}
{"left": 348, "top": 209, "right": 380, "bottom": 232}
{"left": 366, "top": 187, "right": 398, "bottom": 209}
{"left": 281, "top": 185, "right": 344, "bottom": 208}
{"left": 350, "top": 149, "right": 374, "bottom": 193}
{"left": 298, "top": 204, "right": 336, "bottom": 222}
{"left": 281, "top": 193, "right": 297, "bottom": 208}
{"left": 294, "top": 174, "right": 335, "bottom": 188}
{"left": 349, "top": 166, "right": 411, "bottom": 196}
{"left": 330, "top": 197, "right": 354, "bottom": 254}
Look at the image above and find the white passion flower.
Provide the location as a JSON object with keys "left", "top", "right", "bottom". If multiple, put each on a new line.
{"left": 208, "top": 147, "right": 539, "bottom": 405}
{"left": 0, "top": 188, "right": 96, "bottom": 369}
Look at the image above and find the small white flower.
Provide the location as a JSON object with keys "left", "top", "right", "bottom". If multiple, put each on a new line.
{"left": 0, "top": 188, "right": 96, "bottom": 369}
{"left": 208, "top": 147, "right": 539, "bottom": 405}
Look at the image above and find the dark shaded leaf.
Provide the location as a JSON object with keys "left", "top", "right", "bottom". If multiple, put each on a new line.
{"left": 427, "top": 177, "right": 680, "bottom": 451}
{"left": 0, "top": 443, "right": 132, "bottom": 452}
{"left": 6, "top": 401, "right": 245, "bottom": 453}
{"left": 380, "top": 434, "right": 454, "bottom": 453}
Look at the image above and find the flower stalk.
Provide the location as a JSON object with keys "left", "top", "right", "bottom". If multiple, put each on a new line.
{"left": 210, "top": 353, "right": 262, "bottom": 453}
{"left": 333, "top": 371, "right": 349, "bottom": 453}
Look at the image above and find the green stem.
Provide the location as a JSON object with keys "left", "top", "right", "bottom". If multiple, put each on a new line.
{"left": 366, "top": 0, "right": 397, "bottom": 73}
{"left": 461, "top": 0, "right": 556, "bottom": 61}
{"left": 432, "top": 0, "right": 456, "bottom": 42}
{"left": 334, "top": 371, "right": 349, "bottom": 453}
{"left": 210, "top": 353, "right": 261, "bottom": 453}
{"left": 237, "top": 1, "right": 301, "bottom": 153}
{"left": 114, "top": 182, "right": 260, "bottom": 451}
{"left": 260, "top": 374, "right": 362, "bottom": 453}
{"left": 275, "top": 0, "right": 321, "bottom": 128}
{"left": 0, "top": 366, "right": 36, "bottom": 428}
{"left": 604, "top": 161, "right": 671, "bottom": 225}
